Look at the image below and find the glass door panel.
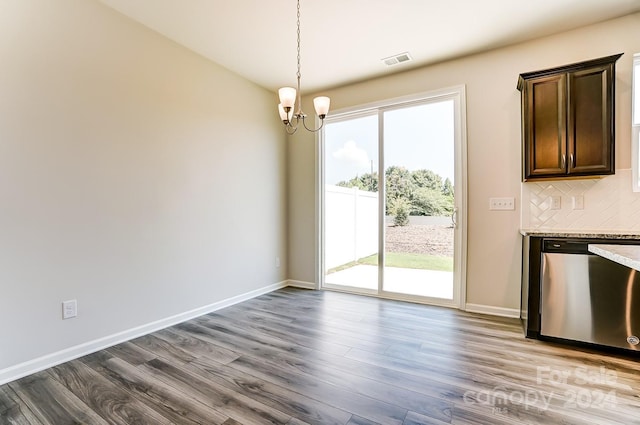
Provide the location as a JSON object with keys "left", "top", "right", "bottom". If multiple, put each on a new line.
{"left": 323, "top": 114, "right": 379, "bottom": 293}
{"left": 382, "top": 101, "right": 455, "bottom": 300}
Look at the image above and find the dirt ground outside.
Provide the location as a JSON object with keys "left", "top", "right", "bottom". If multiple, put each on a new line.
{"left": 385, "top": 216, "right": 454, "bottom": 257}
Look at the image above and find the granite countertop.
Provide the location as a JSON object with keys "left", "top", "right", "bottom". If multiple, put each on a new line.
{"left": 588, "top": 244, "right": 640, "bottom": 272}
{"left": 520, "top": 229, "right": 640, "bottom": 239}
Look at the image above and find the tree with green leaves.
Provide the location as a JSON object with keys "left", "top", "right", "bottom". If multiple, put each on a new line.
{"left": 388, "top": 197, "right": 411, "bottom": 226}
{"left": 412, "top": 169, "right": 442, "bottom": 191}
{"left": 336, "top": 172, "right": 378, "bottom": 192}
{"left": 335, "top": 166, "right": 454, "bottom": 223}
{"left": 412, "top": 187, "right": 453, "bottom": 216}
{"left": 442, "top": 178, "right": 454, "bottom": 196}
{"left": 385, "top": 166, "right": 416, "bottom": 206}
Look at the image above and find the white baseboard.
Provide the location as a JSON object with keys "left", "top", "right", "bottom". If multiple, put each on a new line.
{"left": 465, "top": 303, "right": 520, "bottom": 318}
{"left": 286, "top": 280, "right": 316, "bottom": 290}
{"left": 0, "top": 281, "right": 288, "bottom": 386}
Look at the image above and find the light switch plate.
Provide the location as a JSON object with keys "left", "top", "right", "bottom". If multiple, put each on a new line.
{"left": 489, "top": 197, "right": 515, "bottom": 210}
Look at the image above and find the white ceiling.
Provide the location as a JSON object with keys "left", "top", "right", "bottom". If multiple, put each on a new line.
{"left": 98, "top": 0, "right": 640, "bottom": 93}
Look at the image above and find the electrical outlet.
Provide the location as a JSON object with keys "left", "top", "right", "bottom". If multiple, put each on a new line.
{"left": 275, "top": 257, "right": 281, "bottom": 268}
{"left": 62, "top": 300, "right": 77, "bottom": 319}
{"left": 550, "top": 196, "right": 561, "bottom": 210}
{"left": 489, "top": 197, "right": 515, "bottom": 210}
{"left": 572, "top": 195, "right": 584, "bottom": 210}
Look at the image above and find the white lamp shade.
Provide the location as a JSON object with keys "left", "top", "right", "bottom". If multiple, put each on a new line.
{"left": 278, "top": 87, "right": 297, "bottom": 109}
{"left": 313, "top": 96, "right": 331, "bottom": 117}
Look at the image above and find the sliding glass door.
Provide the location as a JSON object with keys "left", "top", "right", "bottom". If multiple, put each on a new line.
{"left": 321, "top": 88, "right": 466, "bottom": 307}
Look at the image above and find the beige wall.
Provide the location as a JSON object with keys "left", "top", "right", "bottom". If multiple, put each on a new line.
{"left": 0, "top": 0, "right": 286, "bottom": 372}
{"left": 288, "top": 13, "right": 640, "bottom": 310}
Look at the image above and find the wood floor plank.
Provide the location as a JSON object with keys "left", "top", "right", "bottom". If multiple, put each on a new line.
{"left": 177, "top": 321, "right": 411, "bottom": 424}
{"left": 182, "top": 313, "right": 465, "bottom": 407}
{"left": 403, "top": 411, "right": 450, "bottom": 425}
{"left": 193, "top": 314, "right": 317, "bottom": 357}
{"left": 199, "top": 310, "right": 471, "bottom": 403}
{"left": 187, "top": 353, "right": 354, "bottom": 425}
{"left": 212, "top": 307, "right": 390, "bottom": 354}
{"left": 48, "top": 359, "right": 170, "bottom": 425}
{"left": 216, "top": 303, "right": 297, "bottom": 326}
{"left": 0, "top": 385, "right": 43, "bottom": 425}
{"left": 347, "top": 415, "right": 384, "bottom": 425}
{"left": 154, "top": 327, "right": 241, "bottom": 364}
{"left": 104, "top": 341, "right": 157, "bottom": 366}
{"left": 287, "top": 418, "right": 312, "bottom": 425}
{"left": 129, "top": 333, "right": 197, "bottom": 364}
{"left": 207, "top": 311, "right": 358, "bottom": 356}
{"left": 225, "top": 355, "right": 408, "bottom": 425}
{"left": 222, "top": 419, "right": 245, "bottom": 425}
{"left": 81, "top": 351, "right": 230, "bottom": 424}
{"left": 138, "top": 357, "right": 292, "bottom": 425}
{"left": 228, "top": 349, "right": 453, "bottom": 423}
{"left": 9, "top": 371, "right": 110, "bottom": 425}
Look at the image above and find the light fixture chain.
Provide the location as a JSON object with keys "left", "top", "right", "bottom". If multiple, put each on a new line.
{"left": 296, "top": 0, "right": 301, "bottom": 80}
{"left": 294, "top": 0, "right": 303, "bottom": 117}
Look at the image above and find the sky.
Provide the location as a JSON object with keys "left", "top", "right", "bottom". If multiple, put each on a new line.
{"left": 324, "top": 99, "right": 455, "bottom": 185}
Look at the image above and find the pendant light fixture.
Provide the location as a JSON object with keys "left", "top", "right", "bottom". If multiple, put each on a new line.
{"left": 278, "top": 0, "right": 330, "bottom": 134}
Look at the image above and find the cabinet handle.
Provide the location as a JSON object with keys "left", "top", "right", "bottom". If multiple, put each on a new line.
{"left": 570, "top": 153, "right": 575, "bottom": 168}
{"left": 561, "top": 154, "right": 566, "bottom": 169}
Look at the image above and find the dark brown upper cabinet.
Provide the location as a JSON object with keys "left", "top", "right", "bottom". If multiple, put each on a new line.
{"left": 517, "top": 53, "right": 622, "bottom": 181}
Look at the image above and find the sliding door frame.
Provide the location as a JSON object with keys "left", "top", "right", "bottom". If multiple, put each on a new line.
{"left": 317, "top": 85, "right": 468, "bottom": 309}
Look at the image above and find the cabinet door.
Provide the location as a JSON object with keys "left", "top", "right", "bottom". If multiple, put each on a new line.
{"left": 523, "top": 74, "right": 567, "bottom": 179}
{"left": 567, "top": 65, "right": 614, "bottom": 175}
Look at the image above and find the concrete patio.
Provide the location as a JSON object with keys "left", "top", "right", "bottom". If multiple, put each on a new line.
{"left": 325, "top": 264, "right": 453, "bottom": 299}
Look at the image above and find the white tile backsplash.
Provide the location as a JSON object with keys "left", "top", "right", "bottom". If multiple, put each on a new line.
{"left": 521, "top": 169, "right": 640, "bottom": 231}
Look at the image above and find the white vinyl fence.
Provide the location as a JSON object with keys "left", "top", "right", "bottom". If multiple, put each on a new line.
{"left": 325, "top": 185, "right": 378, "bottom": 270}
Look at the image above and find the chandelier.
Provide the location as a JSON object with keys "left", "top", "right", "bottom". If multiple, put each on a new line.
{"left": 277, "top": 0, "right": 330, "bottom": 134}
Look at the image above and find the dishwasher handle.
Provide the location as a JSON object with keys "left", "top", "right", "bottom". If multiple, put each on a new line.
{"left": 542, "top": 239, "right": 590, "bottom": 254}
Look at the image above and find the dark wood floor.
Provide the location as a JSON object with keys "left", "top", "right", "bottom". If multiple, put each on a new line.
{"left": 2, "top": 288, "right": 639, "bottom": 424}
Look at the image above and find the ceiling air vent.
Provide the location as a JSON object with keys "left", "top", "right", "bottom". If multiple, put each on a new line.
{"left": 382, "top": 52, "right": 412, "bottom": 67}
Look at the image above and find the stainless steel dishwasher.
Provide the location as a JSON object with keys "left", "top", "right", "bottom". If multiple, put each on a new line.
{"left": 540, "top": 239, "right": 640, "bottom": 351}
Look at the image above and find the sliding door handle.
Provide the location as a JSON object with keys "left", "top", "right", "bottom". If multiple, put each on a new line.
{"left": 451, "top": 207, "right": 458, "bottom": 229}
